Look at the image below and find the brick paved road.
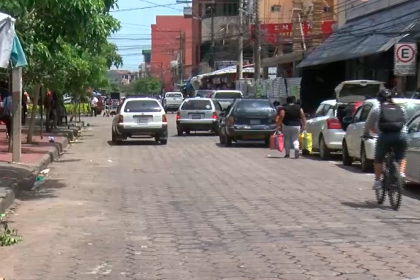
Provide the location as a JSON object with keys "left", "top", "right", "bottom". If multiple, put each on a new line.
{"left": 3, "top": 114, "right": 420, "bottom": 280}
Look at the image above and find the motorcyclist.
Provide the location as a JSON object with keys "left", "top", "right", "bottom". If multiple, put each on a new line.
{"left": 363, "top": 89, "right": 408, "bottom": 190}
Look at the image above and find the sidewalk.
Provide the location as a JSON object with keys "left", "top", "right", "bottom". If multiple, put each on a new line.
{"left": 0, "top": 124, "right": 82, "bottom": 213}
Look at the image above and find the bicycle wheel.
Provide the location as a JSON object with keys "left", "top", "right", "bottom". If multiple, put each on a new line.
{"left": 388, "top": 160, "right": 402, "bottom": 211}
{"left": 375, "top": 179, "right": 386, "bottom": 205}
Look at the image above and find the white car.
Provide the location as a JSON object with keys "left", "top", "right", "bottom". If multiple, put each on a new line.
{"left": 111, "top": 97, "right": 168, "bottom": 145}
{"left": 342, "top": 98, "right": 420, "bottom": 172}
{"left": 306, "top": 100, "right": 345, "bottom": 159}
{"left": 163, "top": 92, "right": 183, "bottom": 113}
{"left": 306, "top": 80, "right": 385, "bottom": 160}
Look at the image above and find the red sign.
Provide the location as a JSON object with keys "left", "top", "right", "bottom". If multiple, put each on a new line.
{"left": 250, "top": 21, "right": 335, "bottom": 44}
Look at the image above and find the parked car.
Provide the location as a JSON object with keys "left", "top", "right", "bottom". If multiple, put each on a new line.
{"left": 176, "top": 98, "right": 222, "bottom": 136}
{"left": 342, "top": 98, "right": 420, "bottom": 172}
{"left": 218, "top": 99, "right": 277, "bottom": 147}
{"left": 194, "top": 90, "right": 215, "bottom": 98}
{"left": 404, "top": 111, "right": 420, "bottom": 183}
{"left": 306, "top": 80, "right": 385, "bottom": 159}
{"left": 163, "top": 92, "right": 183, "bottom": 112}
{"left": 111, "top": 97, "right": 168, "bottom": 145}
{"left": 210, "top": 90, "right": 243, "bottom": 110}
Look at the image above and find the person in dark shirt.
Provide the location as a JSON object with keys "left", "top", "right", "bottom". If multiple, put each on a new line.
{"left": 275, "top": 96, "right": 306, "bottom": 158}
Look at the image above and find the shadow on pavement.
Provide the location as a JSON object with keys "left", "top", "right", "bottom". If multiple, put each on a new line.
{"left": 18, "top": 179, "right": 67, "bottom": 201}
{"left": 55, "top": 159, "right": 82, "bottom": 163}
{"left": 335, "top": 163, "right": 369, "bottom": 174}
{"left": 302, "top": 153, "right": 343, "bottom": 162}
{"left": 106, "top": 140, "right": 159, "bottom": 146}
{"left": 215, "top": 143, "right": 267, "bottom": 149}
{"left": 403, "top": 182, "right": 420, "bottom": 201}
{"left": 341, "top": 201, "right": 389, "bottom": 210}
{"left": 174, "top": 133, "right": 216, "bottom": 137}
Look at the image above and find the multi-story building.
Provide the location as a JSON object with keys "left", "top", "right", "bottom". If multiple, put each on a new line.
{"left": 192, "top": 0, "right": 242, "bottom": 72}
{"left": 139, "top": 49, "right": 152, "bottom": 78}
{"left": 150, "top": 15, "right": 192, "bottom": 91}
{"left": 107, "top": 70, "right": 138, "bottom": 86}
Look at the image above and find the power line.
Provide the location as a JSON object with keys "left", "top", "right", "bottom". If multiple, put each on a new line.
{"left": 110, "top": 3, "right": 182, "bottom": 13}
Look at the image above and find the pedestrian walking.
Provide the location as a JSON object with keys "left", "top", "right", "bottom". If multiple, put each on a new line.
{"left": 275, "top": 96, "right": 306, "bottom": 158}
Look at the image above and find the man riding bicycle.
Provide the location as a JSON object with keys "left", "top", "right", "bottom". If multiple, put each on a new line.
{"left": 363, "top": 89, "right": 408, "bottom": 190}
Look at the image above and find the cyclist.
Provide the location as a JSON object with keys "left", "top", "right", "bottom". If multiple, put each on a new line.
{"left": 363, "top": 89, "right": 408, "bottom": 190}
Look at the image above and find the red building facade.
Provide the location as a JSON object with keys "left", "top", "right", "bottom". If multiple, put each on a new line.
{"left": 150, "top": 16, "right": 192, "bottom": 91}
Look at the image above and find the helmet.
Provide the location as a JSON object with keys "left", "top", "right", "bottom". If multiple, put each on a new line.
{"left": 377, "top": 89, "right": 392, "bottom": 102}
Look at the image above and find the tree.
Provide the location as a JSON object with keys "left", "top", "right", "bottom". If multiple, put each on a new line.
{"left": 131, "top": 77, "right": 162, "bottom": 94}
{"left": 0, "top": 0, "right": 123, "bottom": 142}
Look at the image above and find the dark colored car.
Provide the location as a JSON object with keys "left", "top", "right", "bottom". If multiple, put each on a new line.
{"left": 218, "top": 99, "right": 277, "bottom": 147}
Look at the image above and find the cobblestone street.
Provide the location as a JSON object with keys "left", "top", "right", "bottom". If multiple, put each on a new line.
{"left": 3, "top": 115, "right": 420, "bottom": 280}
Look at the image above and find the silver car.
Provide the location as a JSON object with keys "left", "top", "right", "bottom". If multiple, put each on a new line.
{"left": 176, "top": 98, "right": 223, "bottom": 136}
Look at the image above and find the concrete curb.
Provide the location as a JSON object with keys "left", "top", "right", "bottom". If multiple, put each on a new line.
{"left": 0, "top": 126, "right": 82, "bottom": 214}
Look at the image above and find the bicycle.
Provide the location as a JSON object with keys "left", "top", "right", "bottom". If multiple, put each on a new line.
{"left": 361, "top": 135, "right": 404, "bottom": 210}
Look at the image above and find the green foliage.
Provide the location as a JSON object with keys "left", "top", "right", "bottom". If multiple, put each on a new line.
{"left": 0, "top": 214, "right": 21, "bottom": 247}
{"left": 131, "top": 77, "right": 162, "bottom": 94}
{"left": 27, "top": 103, "right": 91, "bottom": 115}
{"left": 0, "top": 0, "right": 123, "bottom": 96}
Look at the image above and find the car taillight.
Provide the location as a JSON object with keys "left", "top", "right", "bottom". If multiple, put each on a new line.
{"left": 326, "top": 118, "right": 341, "bottom": 129}
{"left": 162, "top": 114, "right": 167, "bottom": 122}
{"left": 176, "top": 112, "right": 180, "bottom": 120}
{"left": 227, "top": 116, "right": 234, "bottom": 126}
{"left": 212, "top": 112, "right": 217, "bottom": 120}
{"left": 118, "top": 115, "right": 123, "bottom": 123}
{"left": 351, "top": 101, "right": 362, "bottom": 114}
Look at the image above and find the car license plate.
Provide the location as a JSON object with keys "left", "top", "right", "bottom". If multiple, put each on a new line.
{"left": 243, "top": 135, "right": 264, "bottom": 140}
{"left": 137, "top": 118, "right": 148, "bottom": 124}
{"left": 250, "top": 119, "right": 261, "bottom": 125}
{"left": 192, "top": 114, "right": 201, "bottom": 119}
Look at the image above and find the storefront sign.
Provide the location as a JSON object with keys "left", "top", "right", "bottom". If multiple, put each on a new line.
{"left": 394, "top": 43, "right": 417, "bottom": 76}
{"left": 250, "top": 21, "right": 335, "bottom": 44}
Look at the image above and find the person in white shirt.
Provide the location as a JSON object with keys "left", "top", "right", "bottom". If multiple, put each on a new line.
{"left": 90, "top": 95, "right": 98, "bottom": 117}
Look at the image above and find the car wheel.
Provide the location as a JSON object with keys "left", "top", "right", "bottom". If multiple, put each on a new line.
{"left": 342, "top": 140, "right": 352, "bottom": 166}
{"left": 225, "top": 136, "right": 232, "bottom": 147}
{"left": 264, "top": 137, "right": 270, "bottom": 147}
{"left": 360, "top": 145, "right": 374, "bottom": 173}
{"left": 219, "top": 134, "right": 226, "bottom": 145}
{"left": 214, "top": 128, "right": 219, "bottom": 136}
{"left": 319, "top": 135, "right": 331, "bottom": 160}
{"left": 160, "top": 139, "right": 168, "bottom": 145}
{"left": 177, "top": 128, "right": 183, "bottom": 136}
{"left": 185, "top": 130, "right": 191, "bottom": 135}
{"left": 111, "top": 130, "right": 117, "bottom": 143}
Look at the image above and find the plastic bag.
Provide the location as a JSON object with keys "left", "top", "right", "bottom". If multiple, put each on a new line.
{"left": 299, "top": 131, "right": 312, "bottom": 154}
{"left": 270, "top": 132, "right": 284, "bottom": 152}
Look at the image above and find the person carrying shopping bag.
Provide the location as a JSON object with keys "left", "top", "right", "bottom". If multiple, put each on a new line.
{"left": 275, "top": 96, "right": 306, "bottom": 158}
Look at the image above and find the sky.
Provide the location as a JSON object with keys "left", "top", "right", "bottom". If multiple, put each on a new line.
{"left": 109, "top": 0, "right": 188, "bottom": 71}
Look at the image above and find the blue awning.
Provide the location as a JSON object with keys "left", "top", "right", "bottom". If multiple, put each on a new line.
{"left": 297, "top": 0, "right": 420, "bottom": 68}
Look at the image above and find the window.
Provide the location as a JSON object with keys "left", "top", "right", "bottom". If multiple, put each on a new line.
{"left": 165, "top": 93, "right": 182, "bottom": 98}
{"left": 214, "top": 91, "right": 242, "bottom": 99}
{"left": 359, "top": 104, "right": 372, "bottom": 122}
{"left": 353, "top": 107, "right": 363, "bottom": 122}
{"left": 213, "top": 100, "right": 223, "bottom": 111}
{"left": 271, "top": 5, "right": 281, "bottom": 12}
{"left": 234, "top": 100, "right": 275, "bottom": 113}
{"left": 403, "top": 103, "right": 420, "bottom": 121}
{"left": 123, "top": 100, "right": 161, "bottom": 113}
{"left": 408, "top": 115, "right": 420, "bottom": 133}
{"left": 181, "top": 99, "right": 212, "bottom": 110}
{"left": 314, "top": 104, "right": 329, "bottom": 117}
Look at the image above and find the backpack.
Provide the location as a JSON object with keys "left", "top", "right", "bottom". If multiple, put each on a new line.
{"left": 378, "top": 103, "right": 405, "bottom": 133}
{"left": 2, "top": 96, "right": 12, "bottom": 117}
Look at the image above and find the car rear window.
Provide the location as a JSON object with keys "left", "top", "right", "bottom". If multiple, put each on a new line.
{"left": 196, "top": 90, "right": 214, "bottom": 97}
{"left": 166, "top": 93, "right": 182, "bottom": 98}
{"left": 124, "top": 100, "right": 161, "bottom": 113}
{"left": 339, "top": 84, "right": 380, "bottom": 99}
{"left": 235, "top": 100, "right": 275, "bottom": 113}
{"left": 181, "top": 99, "right": 212, "bottom": 110}
{"left": 214, "top": 92, "right": 242, "bottom": 99}
{"left": 403, "top": 103, "right": 420, "bottom": 120}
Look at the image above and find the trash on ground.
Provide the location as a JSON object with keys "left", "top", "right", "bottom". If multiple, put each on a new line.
{"left": 40, "top": 169, "right": 50, "bottom": 174}
{"left": 107, "top": 159, "right": 113, "bottom": 163}
{"left": 48, "top": 136, "right": 55, "bottom": 143}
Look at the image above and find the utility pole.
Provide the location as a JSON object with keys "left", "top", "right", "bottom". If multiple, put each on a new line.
{"left": 237, "top": 0, "right": 243, "bottom": 79}
{"left": 254, "top": 0, "right": 261, "bottom": 83}
{"left": 210, "top": 1, "right": 215, "bottom": 68}
{"left": 179, "top": 31, "right": 184, "bottom": 83}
